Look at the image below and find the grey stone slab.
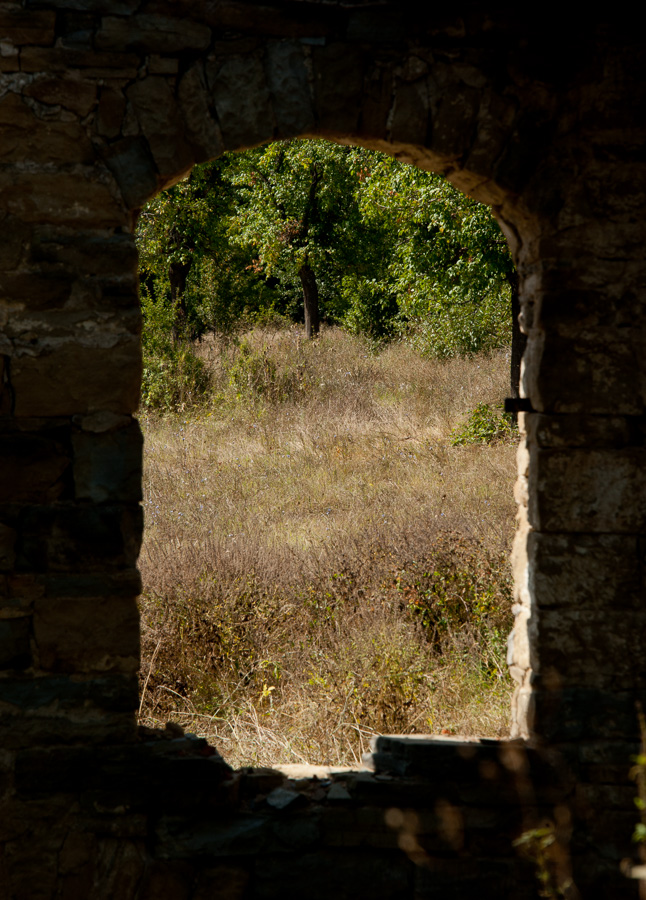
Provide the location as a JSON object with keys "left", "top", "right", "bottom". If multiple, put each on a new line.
{"left": 72, "top": 421, "right": 142, "bottom": 503}
{"left": 177, "top": 62, "right": 224, "bottom": 163}
{"left": 527, "top": 532, "right": 642, "bottom": 610}
{"left": 265, "top": 40, "right": 315, "bottom": 137}
{"left": 96, "top": 15, "right": 211, "bottom": 54}
{"left": 208, "top": 54, "right": 274, "bottom": 150}
{"left": 0, "top": 616, "right": 30, "bottom": 669}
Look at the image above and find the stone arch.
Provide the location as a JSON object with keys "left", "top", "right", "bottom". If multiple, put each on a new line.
{"left": 113, "top": 36, "right": 544, "bottom": 732}
{"left": 2, "top": 6, "right": 645, "bottom": 895}
{"left": 97, "top": 27, "right": 545, "bottom": 737}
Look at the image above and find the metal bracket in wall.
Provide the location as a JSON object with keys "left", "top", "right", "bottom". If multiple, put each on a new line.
{"left": 504, "top": 398, "right": 534, "bottom": 413}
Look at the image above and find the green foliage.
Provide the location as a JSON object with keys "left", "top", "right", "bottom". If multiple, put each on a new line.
{"left": 450, "top": 402, "right": 517, "bottom": 446}
{"left": 354, "top": 153, "right": 514, "bottom": 356}
{"left": 135, "top": 138, "right": 516, "bottom": 377}
{"left": 392, "top": 532, "right": 512, "bottom": 664}
{"left": 136, "top": 158, "right": 278, "bottom": 338}
{"left": 631, "top": 705, "right": 646, "bottom": 846}
{"left": 513, "top": 824, "right": 574, "bottom": 899}
{"left": 140, "top": 286, "right": 210, "bottom": 412}
{"left": 225, "top": 140, "right": 373, "bottom": 326}
{"left": 341, "top": 275, "right": 400, "bottom": 341}
{"left": 226, "top": 339, "right": 311, "bottom": 404}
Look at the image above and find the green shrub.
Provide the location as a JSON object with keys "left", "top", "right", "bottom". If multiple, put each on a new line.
{"left": 341, "top": 276, "right": 400, "bottom": 342}
{"left": 226, "top": 340, "right": 310, "bottom": 403}
{"left": 141, "top": 284, "right": 210, "bottom": 412}
{"left": 450, "top": 402, "right": 517, "bottom": 446}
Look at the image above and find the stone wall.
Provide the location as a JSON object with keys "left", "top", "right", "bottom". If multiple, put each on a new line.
{"left": 0, "top": 3, "right": 644, "bottom": 897}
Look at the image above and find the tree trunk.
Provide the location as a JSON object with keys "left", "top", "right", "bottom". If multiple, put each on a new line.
{"left": 299, "top": 263, "right": 320, "bottom": 339}
{"left": 169, "top": 260, "right": 192, "bottom": 341}
{"left": 509, "top": 270, "right": 526, "bottom": 401}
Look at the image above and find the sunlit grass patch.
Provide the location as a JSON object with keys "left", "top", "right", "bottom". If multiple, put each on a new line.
{"left": 138, "top": 326, "right": 517, "bottom": 768}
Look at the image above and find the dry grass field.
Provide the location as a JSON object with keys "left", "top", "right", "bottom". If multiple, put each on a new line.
{"left": 137, "top": 325, "right": 518, "bottom": 768}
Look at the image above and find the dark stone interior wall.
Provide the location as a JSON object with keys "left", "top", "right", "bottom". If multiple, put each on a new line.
{"left": 0, "top": 3, "right": 644, "bottom": 896}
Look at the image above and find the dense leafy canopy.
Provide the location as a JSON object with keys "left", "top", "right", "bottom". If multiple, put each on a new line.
{"left": 136, "top": 138, "right": 514, "bottom": 359}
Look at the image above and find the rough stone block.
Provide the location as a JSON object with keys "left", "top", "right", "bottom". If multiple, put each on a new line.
{"left": 537, "top": 608, "right": 646, "bottom": 690}
{"left": 11, "top": 339, "right": 141, "bottom": 417}
{"left": 312, "top": 43, "right": 363, "bottom": 135}
{"left": 72, "top": 421, "right": 142, "bottom": 503}
{"left": 528, "top": 687, "right": 646, "bottom": 743}
{"left": 524, "top": 413, "right": 635, "bottom": 449}
{"left": 101, "top": 136, "right": 159, "bottom": 209}
{"left": 0, "top": 269, "right": 73, "bottom": 309}
{"left": 0, "top": 709, "right": 136, "bottom": 748}
{"left": 33, "top": 595, "right": 139, "bottom": 673}
{"left": 0, "top": 617, "right": 30, "bottom": 669}
{"left": 527, "top": 532, "right": 642, "bottom": 610}
{"left": 0, "top": 432, "right": 71, "bottom": 503}
{"left": 0, "top": 92, "right": 94, "bottom": 165}
{"left": 0, "top": 10, "right": 55, "bottom": 45}
{"left": 96, "top": 15, "right": 211, "bottom": 53}
{"left": 0, "top": 51, "right": 20, "bottom": 73}
{"left": 156, "top": 812, "right": 269, "bottom": 859}
{"left": 2, "top": 573, "right": 45, "bottom": 608}
{"left": 0, "top": 524, "right": 16, "bottom": 572}
{"left": 0, "top": 212, "right": 30, "bottom": 269}
{"left": 430, "top": 81, "right": 480, "bottom": 161}
{"left": 23, "top": 77, "right": 97, "bottom": 117}
{"left": 320, "top": 806, "right": 399, "bottom": 850}
{"left": 38, "top": 569, "right": 142, "bottom": 599}
{"left": 177, "top": 63, "right": 224, "bottom": 163}
{"left": 0, "top": 171, "right": 128, "bottom": 228}
{"left": 465, "top": 89, "right": 516, "bottom": 179}
{"left": 16, "top": 504, "right": 143, "bottom": 573}
{"left": 208, "top": 54, "right": 274, "bottom": 150}
{"left": 265, "top": 41, "right": 315, "bottom": 138}
{"left": 36, "top": 0, "right": 139, "bottom": 11}
{"left": 529, "top": 333, "right": 644, "bottom": 415}
{"left": 389, "top": 77, "right": 429, "bottom": 146}
{"left": 96, "top": 86, "right": 126, "bottom": 139}
{"left": 30, "top": 229, "right": 138, "bottom": 283}
{"left": 493, "top": 108, "right": 554, "bottom": 195}
{"left": 529, "top": 447, "right": 646, "bottom": 532}
{"left": 20, "top": 45, "right": 139, "bottom": 76}
{"left": 359, "top": 63, "right": 393, "bottom": 140}
{"left": 0, "top": 672, "right": 138, "bottom": 715}
{"left": 506, "top": 604, "right": 536, "bottom": 673}
{"left": 127, "top": 77, "right": 194, "bottom": 180}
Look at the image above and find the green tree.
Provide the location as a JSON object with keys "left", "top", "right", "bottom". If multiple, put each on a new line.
{"left": 136, "top": 139, "right": 518, "bottom": 373}
{"left": 136, "top": 158, "right": 276, "bottom": 339}
{"left": 226, "top": 140, "right": 378, "bottom": 338}
{"left": 352, "top": 154, "right": 515, "bottom": 358}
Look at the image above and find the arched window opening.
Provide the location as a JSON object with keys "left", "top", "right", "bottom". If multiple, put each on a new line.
{"left": 135, "top": 140, "right": 519, "bottom": 768}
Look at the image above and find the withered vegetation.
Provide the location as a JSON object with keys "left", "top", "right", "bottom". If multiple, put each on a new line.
{"left": 138, "top": 326, "right": 517, "bottom": 768}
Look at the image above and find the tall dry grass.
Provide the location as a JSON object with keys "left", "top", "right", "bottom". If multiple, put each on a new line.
{"left": 138, "top": 326, "right": 518, "bottom": 768}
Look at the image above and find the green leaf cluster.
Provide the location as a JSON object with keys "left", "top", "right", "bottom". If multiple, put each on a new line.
{"left": 450, "top": 403, "right": 518, "bottom": 446}
{"left": 135, "top": 139, "right": 515, "bottom": 357}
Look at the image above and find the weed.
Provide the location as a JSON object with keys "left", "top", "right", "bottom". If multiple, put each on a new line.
{"left": 450, "top": 401, "right": 517, "bottom": 446}
{"left": 514, "top": 824, "right": 576, "bottom": 899}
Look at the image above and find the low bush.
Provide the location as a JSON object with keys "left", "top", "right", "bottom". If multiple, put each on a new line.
{"left": 140, "top": 284, "right": 210, "bottom": 412}
{"left": 450, "top": 402, "right": 517, "bottom": 446}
